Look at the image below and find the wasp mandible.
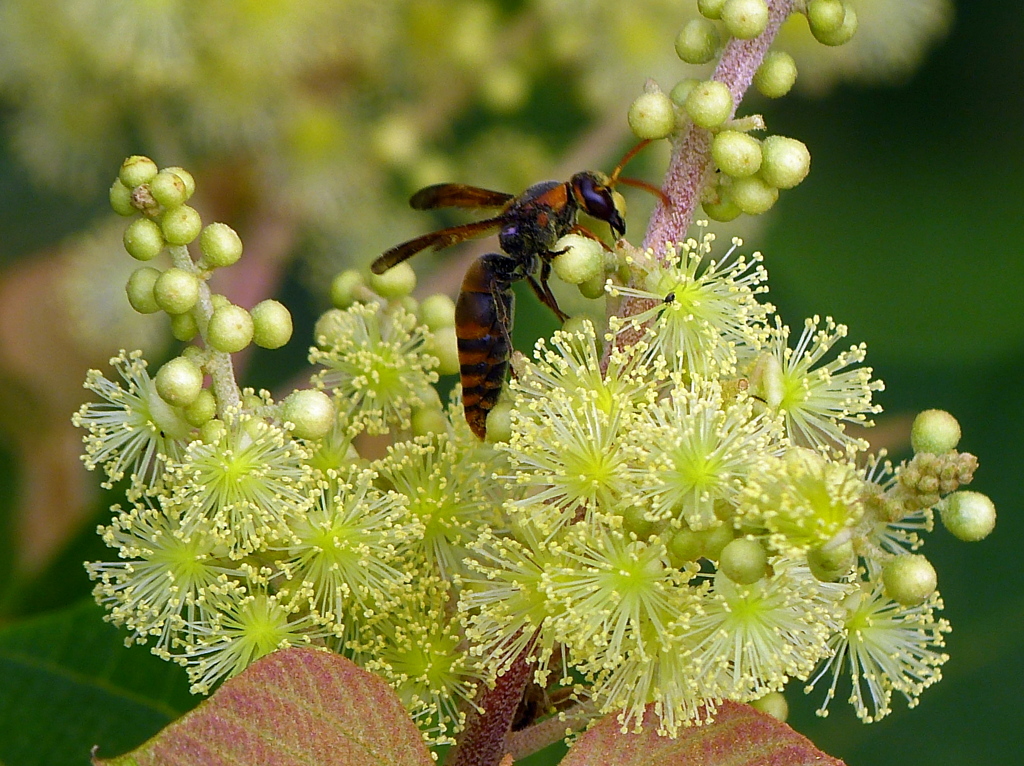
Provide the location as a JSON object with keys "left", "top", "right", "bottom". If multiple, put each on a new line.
{"left": 371, "top": 140, "right": 662, "bottom": 439}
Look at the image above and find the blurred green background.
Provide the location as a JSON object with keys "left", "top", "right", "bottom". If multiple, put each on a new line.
{"left": 0, "top": 1, "right": 1020, "bottom": 765}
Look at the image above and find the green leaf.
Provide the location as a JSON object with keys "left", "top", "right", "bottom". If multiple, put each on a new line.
{"left": 561, "top": 701, "right": 845, "bottom": 766}
{"left": 0, "top": 599, "right": 196, "bottom": 766}
{"left": 94, "top": 646, "right": 434, "bottom": 766}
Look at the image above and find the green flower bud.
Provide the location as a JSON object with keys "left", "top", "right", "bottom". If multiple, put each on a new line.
{"left": 628, "top": 89, "right": 676, "bottom": 140}
{"left": 750, "top": 692, "right": 788, "bottom": 722}
{"left": 669, "top": 78, "right": 701, "bottom": 107}
{"left": 183, "top": 388, "right": 216, "bottom": 427}
{"left": 702, "top": 522, "right": 735, "bottom": 560}
{"left": 161, "top": 205, "right": 202, "bottom": 246}
{"left": 149, "top": 170, "right": 188, "bottom": 209}
{"left": 811, "top": 3, "right": 857, "bottom": 46}
{"left": 754, "top": 51, "right": 798, "bottom": 98}
{"left": 123, "top": 218, "right": 165, "bottom": 261}
{"left": 199, "top": 223, "right": 243, "bottom": 269}
{"left": 125, "top": 267, "right": 162, "bottom": 314}
{"left": 808, "top": 540, "right": 855, "bottom": 582}
{"left": 210, "top": 293, "right": 231, "bottom": 311}
{"left": 314, "top": 308, "right": 359, "bottom": 348}
{"left": 807, "top": 0, "right": 847, "bottom": 36}
{"left": 369, "top": 261, "right": 416, "bottom": 299}
{"left": 940, "top": 491, "right": 996, "bottom": 542}
{"left": 251, "top": 299, "right": 293, "bottom": 349}
{"left": 684, "top": 80, "right": 733, "bottom": 129}
{"left": 208, "top": 304, "right": 254, "bottom": 353}
{"left": 419, "top": 293, "right": 456, "bottom": 330}
{"left": 697, "top": 0, "right": 727, "bottom": 20}
{"left": 719, "top": 537, "right": 768, "bottom": 584}
{"left": 728, "top": 175, "right": 778, "bottom": 214}
{"left": 281, "top": 389, "right": 335, "bottom": 440}
{"left": 162, "top": 166, "right": 196, "bottom": 200}
{"left": 552, "top": 234, "right": 605, "bottom": 285}
{"left": 882, "top": 554, "right": 937, "bottom": 606}
{"left": 911, "top": 409, "right": 961, "bottom": 454}
{"left": 412, "top": 405, "right": 448, "bottom": 437}
{"left": 181, "top": 344, "right": 207, "bottom": 368}
{"left": 119, "top": 155, "right": 158, "bottom": 189}
{"left": 155, "top": 356, "right": 203, "bottom": 407}
{"left": 722, "top": 0, "right": 769, "bottom": 40}
{"left": 429, "top": 327, "right": 461, "bottom": 376}
{"left": 109, "top": 178, "right": 135, "bottom": 216}
{"left": 199, "top": 418, "right": 227, "bottom": 444}
{"left": 485, "top": 401, "right": 513, "bottom": 444}
{"left": 577, "top": 272, "right": 608, "bottom": 300}
{"left": 675, "top": 19, "right": 721, "bottom": 65}
{"left": 170, "top": 311, "right": 199, "bottom": 342}
{"left": 667, "top": 528, "right": 703, "bottom": 566}
{"left": 712, "top": 130, "right": 762, "bottom": 178}
{"left": 330, "top": 270, "right": 365, "bottom": 309}
{"left": 702, "top": 187, "right": 742, "bottom": 222}
{"left": 153, "top": 267, "right": 200, "bottom": 315}
{"left": 760, "top": 135, "right": 811, "bottom": 189}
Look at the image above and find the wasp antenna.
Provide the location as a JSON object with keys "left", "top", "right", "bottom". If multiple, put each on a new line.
{"left": 617, "top": 176, "right": 670, "bottom": 207}
{"left": 610, "top": 139, "right": 653, "bottom": 182}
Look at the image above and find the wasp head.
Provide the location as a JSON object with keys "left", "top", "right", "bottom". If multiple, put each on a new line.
{"left": 570, "top": 171, "right": 626, "bottom": 238}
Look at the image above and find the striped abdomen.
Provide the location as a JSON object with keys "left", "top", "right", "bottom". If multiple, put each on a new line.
{"left": 456, "top": 254, "right": 518, "bottom": 439}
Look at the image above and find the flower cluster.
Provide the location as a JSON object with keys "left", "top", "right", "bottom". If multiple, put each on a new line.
{"left": 78, "top": 151, "right": 992, "bottom": 755}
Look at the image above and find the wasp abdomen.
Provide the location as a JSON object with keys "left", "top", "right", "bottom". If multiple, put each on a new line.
{"left": 456, "top": 254, "right": 518, "bottom": 439}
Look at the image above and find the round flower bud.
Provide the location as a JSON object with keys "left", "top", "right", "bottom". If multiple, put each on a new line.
{"left": 622, "top": 504, "right": 656, "bottom": 539}
{"left": 161, "top": 205, "right": 202, "bottom": 246}
{"left": 940, "top": 491, "right": 996, "bottom": 542}
{"left": 149, "top": 170, "right": 188, "bottom": 209}
{"left": 807, "top": 0, "right": 847, "bottom": 36}
{"left": 911, "top": 409, "right": 961, "bottom": 454}
{"left": 675, "top": 19, "right": 721, "bottom": 65}
{"left": 251, "top": 299, "right": 293, "bottom": 349}
{"left": 281, "top": 389, "right": 335, "bottom": 440}
{"left": 412, "top": 405, "right": 448, "bottom": 437}
{"left": 109, "top": 179, "right": 135, "bottom": 216}
{"left": 154, "top": 267, "right": 200, "bottom": 315}
{"left": 170, "top": 311, "right": 199, "bottom": 342}
{"left": 330, "top": 270, "right": 365, "bottom": 309}
{"left": 210, "top": 293, "right": 231, "bottom": 311}
{"left": 181, "top": 344, "right": 206, "bottom": 368}
{"left": 155, "top": 356, "right": 203, "bottom": 407}
{"left": 119, "top": 155, "right": 158, "bottom": 189}
{"left": 719, "top": 537, "right": 768, "bottom": 584}
{"left": 667, "top": 528, "right": 703, "bottom": 566}
{"left": 754, "top": 51, "right": 798, "bottom": 98}
{"left": 183, "top": 388, "right": 216, "bottom": 427}
{"left": 369, "top": 261, "right": 416, "bottom": 299}
{"left": 419, "top": 293, "right": 456, "bottom": 330}
{"left": 702, "top": 189, "right": 742, "bottom": 222}
{"left": 123, "top": 218, "right": 165, "bottom": 261}
{"left": 126, "top": 267, "right": 162, "bottom": 314}
{"left": 429, "top": 327, "right": 461, "bottom": 376}
{"left": 722, "top": 0, "right": 769, "bottom": 40}
{"left": 728, "top": 175, "right": 778, "bottom": 214}
{"left": 697, "top": 0, "right": 727, "bottom": 20}
{"left": 200, "top": 418, "right": 227, "bottom": 444}
{"left": 684, "top": 80, "right": 733, "bottom": 129}
{"left": 703, "top": 522, "right": 735, "bottom": 560}
{"left": 882, "top": 554, "right": 937, "bottom": 606}
{"left": 628, "top": 90, "right": 676, "bottom": 140}
{"left": 208, "top": 304, "right": 254, "bottom": 353}
{"left": 712, "top": 130, "right": 762, "bottom": 178}
{"left": 759, "top": 135, "right": 811, "bottom": 189}
{"left": 669, "top": 78, "right": 700, "bottom": 107}
{"left": 162, "top": 167, "right": 196, "bottom": 200}
{"left": 807, "top": 540, "right": 855, "bottom": 582}
{"left": 552, "top": 234, "right": 605, "bottom": 285}
{"left": 750, "top": 692, "right": 788, "bottom": 722}
{"left": 485, "top": 401, "right": 513, "bottom": 444}
{"left": 199, "top": 223, "right": 243, "bottom": 269}
{"left": 577, "top": 272, "right": 608, "bottom": 300}
{"left": 811, "top": 3, "right": 857, "bottom": 46}
{"left": 315, "top": 308, "right": 360, "bottom": 348}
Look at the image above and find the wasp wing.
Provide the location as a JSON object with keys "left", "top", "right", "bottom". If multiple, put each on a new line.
{"left": 371, "top": 216, "right": 505, "bottom": 274}
{"left": 410, "top": 184, "right": 514, "bottom": 211}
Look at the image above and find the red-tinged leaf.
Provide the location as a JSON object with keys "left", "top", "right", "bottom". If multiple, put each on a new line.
{"left": 560, "top": 701, "right": 845, "bottom": 766}
{"left": 93, "top": 647, "right": 434, "bottom": 766}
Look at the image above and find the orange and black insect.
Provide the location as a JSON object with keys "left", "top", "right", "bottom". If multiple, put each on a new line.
{"left": 371, "top": 140, "right": 662, "bottom": 439}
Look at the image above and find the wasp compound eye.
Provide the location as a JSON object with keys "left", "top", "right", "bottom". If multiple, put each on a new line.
{"left": 573, "top": 174, "right": 626, "bottom": 237}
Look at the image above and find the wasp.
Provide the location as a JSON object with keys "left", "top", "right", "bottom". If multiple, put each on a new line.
{"left": 371, "top": 140, "right": 661, "bottom": 439}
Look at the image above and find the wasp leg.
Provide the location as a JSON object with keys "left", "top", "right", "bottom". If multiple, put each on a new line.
{"left": 527, "top": 265, "right": 569, "bottom": 323}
